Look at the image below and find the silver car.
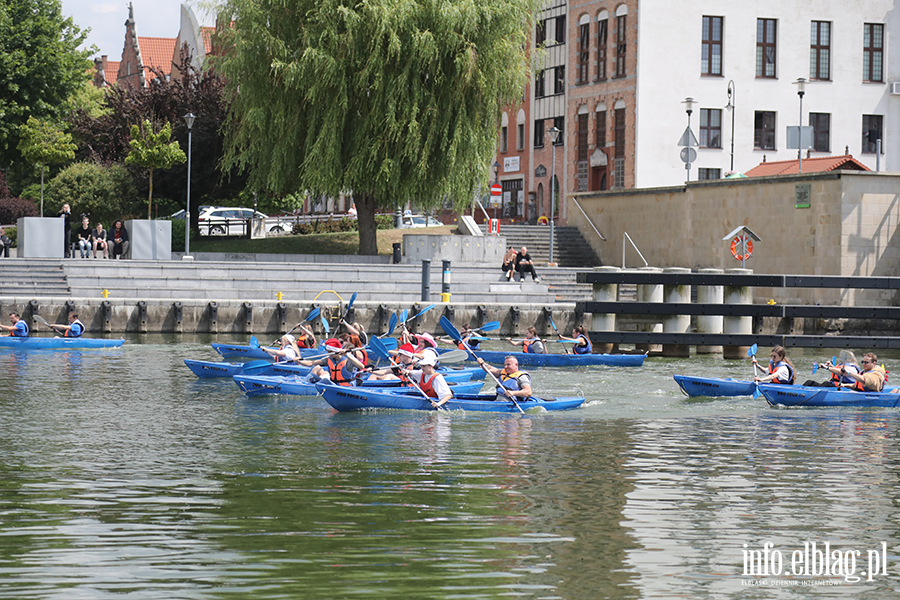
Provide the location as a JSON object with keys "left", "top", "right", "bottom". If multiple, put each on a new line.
{"left": 198, "top": 207, "right": 287, "bottom": 236}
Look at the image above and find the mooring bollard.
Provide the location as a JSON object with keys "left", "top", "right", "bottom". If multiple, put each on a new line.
{"left": 592, "top": 266, "right": 620, "bottom": 354}
{"left": 696, "top": 268, "right": 724, "bottom": 354}
{"left": 636, "top": 267, "right": 662, "bottom": 354}
{"left": 723, "top": 268, "right": 753, "bottom": 359}
{"left": 421, "top": 259, "right": 431, "bottom": 302}
{"left": 441, "top": 260, "right": 451, "bottom": 302}
{"left": 662, "top": 267, "right": 691, "bottom": 357}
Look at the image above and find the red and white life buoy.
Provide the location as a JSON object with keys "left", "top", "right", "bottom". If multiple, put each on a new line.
{"left": 730, "top": 235, "right": 753, "bottom": 261}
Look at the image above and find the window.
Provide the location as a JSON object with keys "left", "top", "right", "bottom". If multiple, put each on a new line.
{"left": 534, "top": 119, "right": 544, "bottom": 148}
{"left": 597, "top": 19, "right": 608, "bottom": 81}
{"left": 701, "top": 16, "right": 723, "bottom": 76}
{"left": 517, "top": 123, "right": 525, "bottom": 151}
{"left": 754, "top": 111, "right": 776, "bottom": 150}
{"left": 536, "top": 20, "right": 546, "bottom": 45}
{"left": 698, "top": 168, "right": 721, "bottom": 180}
{"left": 535, "top": 70, "right": 545, "bottom": 98}
{"left": 699, "top": 109, "right": 722, "bottom": 148}
{"left": 577, "top": 113, "right": 589, "bottom": 162}
{"left": 615, "top": 16, "right": 627, "bottom": 77}
{"left": 555, "top": 15, "right": 566, "bottom": 45}
{"left": 553, "top": 116, "right": 565, "bottom": 145}
{"left": 554, "top": 66, "right": 565, "bottom": 94}
{"left": 809, "top": 113, "right": 830, "bottom": 152}
{"left": 577, "top": 22, "right": 590, "bottom": 84}
{"left": 863, "top": 23, "right": 884, "bottom": 82}
{"left": 862, "top": 115, "right": 883, "bottom": 153}
{"left": 500, "top": 126, "right": 508, "bottom": 153}
{"left": 756, "top": 18, "right": 776, "bottom": 78}
{"left": 595, "top": 110, "right": 606, "bottom": 148}
{"left": 810, "top": 21, "right": 830, "bottom": 80}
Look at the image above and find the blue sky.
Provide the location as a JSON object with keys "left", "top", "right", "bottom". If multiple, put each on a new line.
{"left": 60, "top": 0, "right": 214, "bottom": 60}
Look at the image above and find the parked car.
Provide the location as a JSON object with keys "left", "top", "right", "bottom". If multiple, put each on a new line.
{"left": 399, "top": 215, "right": 443, "bottom": 228}
{"left": 197, "top": 207, "right": 288, "bottom": 236}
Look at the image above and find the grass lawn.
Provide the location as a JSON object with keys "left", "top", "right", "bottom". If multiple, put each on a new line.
{"left": 189, "top": 226, "right": 458, "bottom": 255}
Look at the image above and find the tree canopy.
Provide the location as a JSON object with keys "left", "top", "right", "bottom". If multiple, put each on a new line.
{"left": 213, "top": 0, "right": 537, "bottom": 254}
{"left": 0, "top": 0, "right": 94, "bottom": 168}
{"left": 17, "top": 116, "right": 76, "bottom": 215}
{"left": 125, "top": 120, "right": 187, "bottom": 219}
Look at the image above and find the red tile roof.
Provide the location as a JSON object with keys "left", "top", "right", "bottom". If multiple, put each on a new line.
{"left": 104, "top": 61, "right": 120, "bottom": 85}
{"left": 201, "top": 27, "right": 214, "bottom": 55}
{"left": 744, "top": 155, "right": 871, "bottom": 177}
{"left": 138, "top": 36, "right": 177, "bottom": 80}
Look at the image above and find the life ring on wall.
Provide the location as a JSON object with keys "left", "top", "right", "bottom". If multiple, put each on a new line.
{"left": 730, "top": 235, "right": 753, "bottom": 261}
{"left": 537, "top": 216, "right": 549, "bottom": 225}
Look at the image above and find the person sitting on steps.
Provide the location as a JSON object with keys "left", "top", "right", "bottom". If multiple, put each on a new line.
{"left": 515, "top": 246, "right": 540, "bottom": 282}
{"left": 501, "top": 246, "right": 517, "bottom": 281}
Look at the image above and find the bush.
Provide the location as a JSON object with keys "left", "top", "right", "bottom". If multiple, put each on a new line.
{"left": 0, "top": 197, "right": 38, "bottom": 224}
{"left": 169, "top": 219, "right": 186, "bottom": 252}
{"left": 45, "top": 162, "right": 139, "bottom": 226}
{"left": 375, "top": 214, "right": 393, "bottom": 230}
{"left": 2, "top": 226, "right": 17, "bottom": 246}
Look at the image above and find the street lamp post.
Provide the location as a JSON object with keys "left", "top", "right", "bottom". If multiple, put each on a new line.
{"left": 548, "top": 126, "right": 560, "bottom": 265}
{"left": 793, "top": 78, "right": 806, "bottom": 173}
{"left": 183, "top": 112, "right": 195, "bottom": 259}
{"left": 725, "top": 81, "right": 735, "bottom": 172}
{"left": 681, "top": 97, "right": 696, "bottom": 182}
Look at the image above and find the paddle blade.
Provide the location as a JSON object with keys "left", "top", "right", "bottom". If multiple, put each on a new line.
{"left": 306, "top": 306, "right": 321, "bottom": 322}
{"left": 752, "top": 384, "right": 761, "bottom": 399}
{"left": 832, "top": 356, "right": 837, "bottom": 366}
{"left": 399, "top": 309, "right": 408, "bottom": 324}
{"left": 322, "top": 315, "right": 330, "bottom": 334}
{"left": 747, "top": 343, "right": 758, "bottom": 358}
{"left": 249, "top": 336, "right": 260, "bottom": 349}
{"left": 412, "top": 304, "right": 435, "bottom": 321}
{"left": 479, "top": 321, "right": 500, "bottom": 332}
{"left": 380, "top": 337, "right": 398, "bottom": 351}
{"left": 438, "top": 349, "right": 469, "bottom": 363}
{"left": 440, "top": 315, "right": 461, "bottom": 342}
{"left": 387, "top": 312, "right": 398, "bottom": 335}
{"left": 548, "top": 315, "right": 558, "bottom": 332}
{"left": 369, "top": 336, "right": 391, "bottom": 361}
{"left": 347, "top": 291, "right": 358, "bottom": 310}
{"left": 812, "top": 363, "right": 819, "bottom": 375}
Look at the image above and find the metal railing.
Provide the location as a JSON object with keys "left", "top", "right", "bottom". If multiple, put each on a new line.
{"left": 569, "top": 197, "right": 606, "bottom": 241}
{"left": 622, "top": 231, "right": 648, "bottom": 268}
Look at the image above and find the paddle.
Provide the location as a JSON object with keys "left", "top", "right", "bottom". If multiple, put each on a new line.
{"left": 269, "top": 307, "right": 321, "bottom": 347}
{"left": 476, "top": 321, "right": 500, "bottom": 333}
{"left": 405, "top": 304, "right": 435, "bottom": 324}
{"left": 440, "top": 315, "right": 524, "bottom": 413}
{"left": 340, "top": 292, "right": 358, "bottom": 326}
{"left": 369, "top": 336, "right": 442, "bottom": 410}
{"left": 301, "top": 337, "right": 397, "bottom": 363}
{"left": 747, "top": 343, "right": 762, "bottom": 399}
{"left": 250, "top": 336, "right": 260, "bottom": 349}
{"left": 32, "top": 314, "right": 64, "bottom": 334}
{"left": 322, "top": 315, "right": 330, "bottom": 335}
{"left": 548, "top": 315, "right": 569, "bottom": 355}
{"left": 385, "top": 312, "right": 398, "bottom": 336}
{"left": 240, "top": 359, "right": 274, "bottom": 372}
{"left": 437, "top": 349, "right": 468, "bottom": 363}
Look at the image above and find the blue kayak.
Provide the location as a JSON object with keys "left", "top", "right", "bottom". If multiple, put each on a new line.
{"left": 234, "top": 374, "right": 485, "bottom": 397}
{"left": 184, "top": 359, "right": 312, "bottom": 378}
{"left": 673, "top": 375, "right": 757, "bottom": 398}
{"left": 758, "top": 384, "right": 900, "bottom": 408}
{"left": 317, "top": 383, "right": 585, "bottom": 412}
{"left": 211, "top": 342, "right": 325, "bottom": 360}
{"left": 0, "top": 336, "right": 124, "bottom": 350}
{"left": 439, "top": 348, "right": 645, "bottom": 368}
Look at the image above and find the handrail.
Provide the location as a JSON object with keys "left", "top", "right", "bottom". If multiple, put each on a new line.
{"left": 622, "top": 231, "right": 648, "bottom": 268}
{"left": 569, "top": 197, "right": 606, "bottom": 241}
{"left": 473, "top": 198, "right": 492, "bottom": 225}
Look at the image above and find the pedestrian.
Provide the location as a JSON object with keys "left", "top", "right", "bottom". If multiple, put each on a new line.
{"left": 58, "top": 203, "right": 72, "bottom": 257}
{"left": 111, "top": 220, "right": 129, "bottom": 259}
{"left": 501, "top": 246, "right": 517, "bottom": 281}
{"left": 515, "top": 246, "right": 540, "bottom": 282}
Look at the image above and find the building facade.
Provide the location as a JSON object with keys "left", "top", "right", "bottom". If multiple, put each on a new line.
{"left": 494, "top": 0, "right": 897, "bottom": 224}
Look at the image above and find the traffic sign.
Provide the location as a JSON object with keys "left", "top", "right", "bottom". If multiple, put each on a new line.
{"left": 490, "top": 183, "right": 502, "bottom": 197}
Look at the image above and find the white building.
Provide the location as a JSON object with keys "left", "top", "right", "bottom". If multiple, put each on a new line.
{"left": 634, "top": 0, "right": 898, "bottom": 187}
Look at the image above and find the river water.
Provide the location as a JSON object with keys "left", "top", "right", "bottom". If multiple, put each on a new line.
{"left": 1, "top": 336, "right": 899, "bottom": 599}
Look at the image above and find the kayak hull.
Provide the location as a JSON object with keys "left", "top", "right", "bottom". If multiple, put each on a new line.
{"left": 0, "top": 336, "right": 124, "bottom": 350}
{"left": 673, "top": 375, "right": 757, "bottom": 397}
{"left": 317, "top": 384, "right": 585, "bottom": 412}
{"left": 758, "top": 384, "right": 900, "bottom": 408}
{"left": 440, "top": 348, "right": 645, "bottom": 367}
{"left": 234, "top": 375, "right": 485, "bottom": 397}
{"left": 186, "top": 358, "right": 482, "bottom": 382}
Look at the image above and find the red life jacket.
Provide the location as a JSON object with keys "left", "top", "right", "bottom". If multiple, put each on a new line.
{"left": 418, "top": 373, "right": 439, "bottom": 398}
{"left": 354, "top": 348, "right": 368, "bottom": 367}
{"left": 296, "top": 334, "right": 311, "bottom": 348}
{"left": 328, "top": 356, "right": 355, "bottom": 386}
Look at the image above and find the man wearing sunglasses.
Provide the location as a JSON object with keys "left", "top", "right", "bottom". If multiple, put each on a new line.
{"left": 840, "top": 353, "right": 885, "bottom": 392}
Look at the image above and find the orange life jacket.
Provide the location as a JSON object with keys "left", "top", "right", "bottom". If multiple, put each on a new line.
{"left": 328, "top": 356, "right": 355, "bottom": 386}
{"left": 418, "top": 373, "right": 439, "bottom": 398}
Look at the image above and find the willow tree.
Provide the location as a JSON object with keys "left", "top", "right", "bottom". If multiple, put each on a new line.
{"left": 213, "top": 0, "right": 537, "bottom": 254}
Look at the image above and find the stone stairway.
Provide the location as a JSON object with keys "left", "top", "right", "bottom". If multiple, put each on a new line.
{"left": 484, "top": 224, "right": 602, "bottom": 267}
{"left": 0, "top": 260, "right": 70, "bottom": 296}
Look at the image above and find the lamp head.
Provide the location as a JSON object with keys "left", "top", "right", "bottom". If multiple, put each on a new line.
{"left": 549, "top": 126, "right": 560, "bottom": 144}
{"left": 726, "top": 81, "right": 734, "bottom": 110}
{"left": 682, "top": 97, "right": 696, "bottom": 115}
{"left": 183, "top": 112, "right": 196, "bottom": 130}
{"left": 793, "top": 77, "right": 807, "bottom": 97}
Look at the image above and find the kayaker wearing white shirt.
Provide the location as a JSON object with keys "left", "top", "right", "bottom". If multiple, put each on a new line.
{"left": 407, "top": 354, "right": 452, "bottom": 408}
{"left": 753, "top": 346, "right": 795, "bottom": 384}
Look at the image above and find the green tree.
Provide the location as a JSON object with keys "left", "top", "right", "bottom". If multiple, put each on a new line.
{"left": 125, "top": 120, "right": 187, "bottom": 219}
{"left": 0, "top": 0, "right": 93, "bottom": 172}
{"left": 17, "top": 116, "right": 76, "bottom": 215}
{"left": 44, "top": 162, "right": 139, "bottom": 226}
{"left": 213, "top": 0, "right": 536, "bottom": 254}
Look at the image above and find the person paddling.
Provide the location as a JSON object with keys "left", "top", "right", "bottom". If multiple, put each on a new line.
{"left": 0, "top": 312, "right": 29, "bottom": 337}
{"left": 303, "top": 338, "right": 367, "bottom": 386}
{"left": 262, "top": 334, "right": 302, "bottom": 363}
{"left": 840, "top": 352, "right": 886, "bottom": 392}
{"left": 559, "top": 326, "right": 592, "bottom": 354}
{"left": 407, "top": 354, "right": 453, "bottom": 408}
{"left": 506, "top": 327, "right": 546, "bottom": 354}
{"left": 753, "top": 345, "right": 795, "bottom": 384}
{"left": 476, "top": 355, "right": 533, "bottom": 401}
{"left": 51, "top": 312, "right": 85, "bottom": 338}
